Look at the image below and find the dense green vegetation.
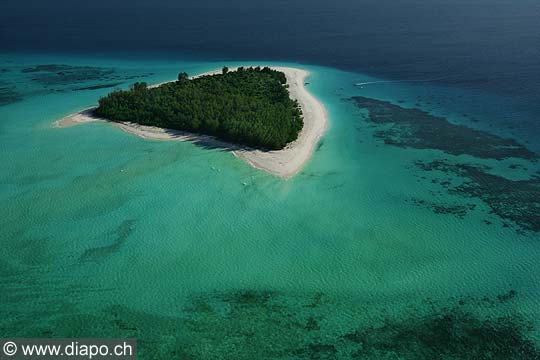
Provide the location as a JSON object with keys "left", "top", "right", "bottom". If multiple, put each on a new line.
{"left": 95, "top": 67, "right": 303, "bottom": 150}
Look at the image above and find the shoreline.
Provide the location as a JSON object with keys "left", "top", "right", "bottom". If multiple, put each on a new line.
{"left": 56, "top": 66, "right": 328, "bottom": 178}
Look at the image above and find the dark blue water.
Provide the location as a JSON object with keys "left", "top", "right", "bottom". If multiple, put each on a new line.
{"left": 2, "top": 0, "right": 540, "bottom": 101}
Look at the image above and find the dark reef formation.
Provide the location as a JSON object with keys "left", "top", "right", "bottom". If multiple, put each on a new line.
{"left": 79, "top": 219, "right": 136, "bottom": 262}
{"left": 2, "top": 289, "right": 539, "bottom": 359}
{"left": 416, "top": 160, "right": 540, "bottom": 232}
{"left": 350, "top": 96, "right": 539, "bottom": 233}
{"left": 408, "top": 198, "right": 477, "bottom": 219}
{"left": 73, "top": 83, "right": 123, "bottom": 91}
{"left": 342, "top": 305, "right": 538, "bottom": 359}
{"left": 350, "top": 96, "right": 538, "bottom": 161}
{"left": 0, "top": 84, "right": 22, "bottom": 106}
{"left": 19, "top": 64, "right": 152, "bottom": 91}
{"left": 22, "top": 64, "right": 116, "bottom": 85}
{"left": 0, "top": 63, "right": 156, "bottom": 105}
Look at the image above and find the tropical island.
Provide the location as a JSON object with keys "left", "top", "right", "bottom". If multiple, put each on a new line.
{"left": 96, "top": 67, "right": 303, "bottom": 150}
{"left": 57, "top": 66, "right": 328, "bottom": 178}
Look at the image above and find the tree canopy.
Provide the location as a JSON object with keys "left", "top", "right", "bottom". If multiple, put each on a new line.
{"left": 95, "top": 67, "right": 303, "bottom": 150}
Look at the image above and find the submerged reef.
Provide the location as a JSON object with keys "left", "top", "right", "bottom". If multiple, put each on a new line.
{"left": 350, "top": 96, "right": 538, "bottom": 161}
{"left": 0, "top": 84, "right": 22, "bottom": 106}
{"left": 408, "top": 198, "right": 477, "bottom": 219}
{"left": 2, "top": 289, "right": 538, "bottom": 359}
{"left": 79, "top": 219, "right": 136, "bottom": 262}
{"left": 72, "top": 82, "right": 124, "bottom": 91}
{"left": 350, "top": 96, "right": 539, "bottom": 233}
{"left": 19, "top": 64, "right": 153, "bottom": 94}
{"left": 342, "top": 305, "right": 538, "bottom": 359}
{"left": 416, "top": 160, "right": 540, "bottom": 232}
{"left": 22, "top": 64, "right": 116, "bottom": 85}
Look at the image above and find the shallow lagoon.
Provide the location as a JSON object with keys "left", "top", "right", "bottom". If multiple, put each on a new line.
{"left": 1, "top": 53, "right": 539, "bottom": 358}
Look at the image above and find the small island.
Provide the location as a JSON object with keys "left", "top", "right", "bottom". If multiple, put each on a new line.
{"left": 96, "top": 67, "right": 303, "bottom": 150}
{"left": 57, "top": 66, "right": 328, "bottom": 178}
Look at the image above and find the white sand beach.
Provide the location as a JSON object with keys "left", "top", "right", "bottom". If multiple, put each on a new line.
{"left": 56, "top": 66, "right": 328, "bottom": 178}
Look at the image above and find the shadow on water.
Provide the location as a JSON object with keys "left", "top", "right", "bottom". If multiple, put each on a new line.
{"left": 79, "top": 108, "right": 261, "bottom": 153}
{"left": 162, "top": 126, "right": 255, "bottom": 153}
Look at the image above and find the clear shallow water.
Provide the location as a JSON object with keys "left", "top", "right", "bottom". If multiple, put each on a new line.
{"left": 1, "top": 53, "right": 540, "bottom": 358}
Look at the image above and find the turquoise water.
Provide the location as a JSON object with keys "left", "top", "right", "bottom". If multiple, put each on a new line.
{"left": 1, "top": 53, "right": 539, "bottom": 358}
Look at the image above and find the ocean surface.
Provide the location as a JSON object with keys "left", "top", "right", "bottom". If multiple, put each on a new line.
{"left": 1, "top": 1, "right": 540, "bottom": 358}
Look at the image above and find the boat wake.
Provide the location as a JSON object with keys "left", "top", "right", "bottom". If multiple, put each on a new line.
{"left": 355, "top": 77, "right": 450, "bottom": 87}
